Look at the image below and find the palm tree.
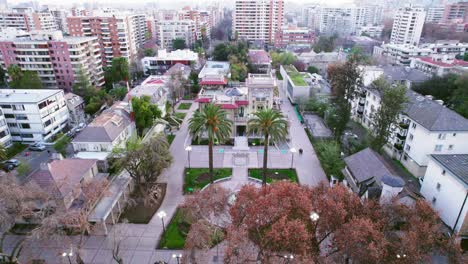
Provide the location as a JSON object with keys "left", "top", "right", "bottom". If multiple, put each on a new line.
{"left": 248, "top": 109, "right": 288, "bottom": 185}
{"left": 189, "top": 104, "right": 232, "bottom": 183}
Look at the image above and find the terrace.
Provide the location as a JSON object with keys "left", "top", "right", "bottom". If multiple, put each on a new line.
{"left": 284, "top": 65, "right": 308, "bottom": 86}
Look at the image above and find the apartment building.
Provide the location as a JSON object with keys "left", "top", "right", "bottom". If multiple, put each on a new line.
{"left": 420, "top": 154, "right": 468, "bottom": 236}
{"left": 411, "top": 55, "right": 468, "bottom": 77}
{"left": 421, "top": 40, "right": 468, "bottom": 55}
{"left": 195, "top": 73, "right": 279, "bottom": 138}
{"left": 352, "top": 74, "right": 468, "bottom": 177}
{"left": 357, "top": 25, "right": 383, "bottom": 38}
{"left": 274, "top": 26, "right": 315, "bottom": 49}
{"left": 0, "top": 31, "right": 104, "bottom": 90}
{"left": 373, "top": 43, "right": 433, "bottom": 66}
{"left": 441, "top": 1, "right": 468, "bottom": 24}
{"left": 155, "top": 20, "right": 195, "bottom": 50}
{"left": 64, "top": 92, "right": 85, "bottom": 127}
{"left": 318, "top": 6, "right": 367, "bottom": 36}
{"left": 426, "top": 6, "right": 445, "bottom": 23}
{"left": 0, "top": 11, "right": 33, "bottom": 31}
{"left": 232, "top": 0, "right": 284, "bottom": 44}
{"left": 0, "top": 109, "right": 12, "bottom": 147}
{"left": 390, "top": 5, "right": 426, "bottom": 46}
{"left": 67, "top": 13, "right": 148, "bottom": 66}
{"left": 50, "top": 9, "right": 69, "bottom": 34}
{"left": 178, "top": 8, "right": 212, "bottom": 42}
{"left": 141, "top": 49, "right": 198, "bottom": 75}
{"left": 31, "top": 10, "right": 58, "bottom": 31}
{"left": 0, "top": 89, "right": 69, "bottom": 143}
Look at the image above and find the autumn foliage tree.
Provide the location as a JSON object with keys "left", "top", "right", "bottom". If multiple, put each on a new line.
{"left": 224, "top": 182, "right": 463, "bottom": 264}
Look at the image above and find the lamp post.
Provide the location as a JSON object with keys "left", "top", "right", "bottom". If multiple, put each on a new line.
{"left": 396, "top": 253, "right": 407, "bottom": 259}
{"left": 61, "top": 249, "right": 73, "bottom": 264}
{"left": 282, "top": 254, "right": 294, "bottom": 264}
{"left": 172, "top": 253, "right": 182, "bottom": 264}
{"left": 157, "top": 211, "right": 167, "bottom": 244}
{"left": 310, "top": 211, "right": 319, "bottom": 222}
{"left": 290, "top": 148, "right": 297, "bottom": 168}
{"left": 185, "top": 146, "right": 192, "bottom": 168}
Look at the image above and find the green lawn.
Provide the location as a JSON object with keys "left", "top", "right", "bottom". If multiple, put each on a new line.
{"left": 174, "top": 112, "right": 187, "bottom": 120}
{"left": 178, "top": 103, "right": 192, "bottom": 110}
{"left": 6, "top": 143, "right": 27, "bottom": 159}
{"left": 158, "top": 209, "right": 189, "bottom": 249}
{"left": 184, "top": 168, "right": 232, "bottom": 193}
{"left": 166, "top": 134, "right": 175, "bottom": 145}
{"left": 249, "top": 168, "right": 298, "bottom": 183}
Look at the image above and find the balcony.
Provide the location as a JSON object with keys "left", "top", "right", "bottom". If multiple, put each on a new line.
{"left": 394, "top": 143, "right": 403, "bottom": 151}
{"left": 398, "top": 122, "right": 409, "bottom": 129}
{"left": 357, "top": 109, "right": 364, "bottom": 115}
{"left": 234, "top": 116, "right": 248, "bottom": 123}
{"left": 396, "top": 132, "right": 407, "bottom": 140}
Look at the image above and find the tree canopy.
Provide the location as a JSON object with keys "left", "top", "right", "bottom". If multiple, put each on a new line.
{"left": 131, "top": 95, "right": 163, "bottom": 135}
{"left": 7, "top": 65, "right": 42, "bottom": 89}
{"left": 313, "top": 35, "right": 338, "bottom": 53}
{"left": 172, "top": 38, "right": 187, "bottom": 50}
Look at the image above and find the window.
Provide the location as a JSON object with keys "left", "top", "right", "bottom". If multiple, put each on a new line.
{"left": 412, "top": 123, "right": 416, "bottom": 129}
{"left": 20, "top": 133, "right": 33, "bottom": 138}
{"left": 12, "top": 105, "right": 25, "bottom": 111}
{"left": 432, "top": 197, "right": 437, "bottom": 205}
{"left": 448, "top": 145, "right": 454, "bottom": 150}
{"left": 409, "top": 134, "right": 414, "bottom": 141}
{"left": 403, "top": 154, "right": 408, "bottom": 161}
{"left": 405, "top": 145, "right": 411, "bottom": 151}
{"left": 20, "top": 123, "right": 30, "bottom": 129}
{"left": 0, "top": 104, "right": 11, "bottom": 108}
{"left": 453, "top": 133, "right": 457, "bottom": 137}
{"left": 438, "top": 133, "right": 446, "bottom": 140}
{"left": 434, "top": 145, "right": 443, "bottom": 152}
{"left": 436, "top": 183, "right": 441, "bottom": 191}
{"left": 4, "top": 114, "right": 14, "bottom": 118}
{"left": 442, "top": 169, "right": 446, "bottom": 175}
{"left": 15, "top": 114, "right": 28, "bottom": 120}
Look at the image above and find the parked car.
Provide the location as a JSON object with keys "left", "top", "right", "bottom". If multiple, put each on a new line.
{"left": 29, "top": 143, "right": 46, "bottom": 151}
{"left": 66, "top": 127, "right": 78, "bottom": 138}
{"left": 75, "top": 123, "right": 86, "bottom": 132}
{"left": 2, "top": 159, "right": 20, "bottom": 172}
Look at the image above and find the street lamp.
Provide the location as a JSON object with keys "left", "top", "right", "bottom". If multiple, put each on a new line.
{"left": 310, "top": 211, "right": 319, "bottom": 222}
{"left": 172, "top": 253, "right": 182, "bottom": 264}
{"left": 396, "top": 254, "right": 407, "bottom": 259}
{"left": 185, "top": 146, "right": 192, "bottom": 168}
{"left": 61, "top": 249, "right": 73, "bottom": 264}
{"left": 290, "top": 148, "right": 297, "bottom": 168}
{"left": 282, "top": 254, "right": 294, "bottom": 264}
{"left": 157, "top": 211, "right": 167, "bottom": 244}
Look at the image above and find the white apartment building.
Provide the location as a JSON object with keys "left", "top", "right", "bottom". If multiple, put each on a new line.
{"left": 420, "top": 40, "right": 468, "bottom": 55}
{"left": 390, "top": 5, "right": 426, "bottom": 46}
{"left": 318, "top": 6, "right": 367, "bottom": 36}
{"left": 50, "top": 9, "right": 69, "bottom": 34}
{"left": 352, "top": 72, "right": 468, "bottom": 177}
{"left": 357, "top": 24, "right": 383, "bottom": 38}
{"left": 420, "top": 154, "right": 468, "bottom": 236}
{"left": 232, "top": 0, "right": 284, "bottom": 44}
{"left": 141, "top": 49, "right": 198, "bottom": 75}
{"left": 156, "top": 20, "right": 195, "bottom": 50}
{"left": 373, "top": 43, "right": 433, "bottom": 66}
{"left": 426, "top": 6, "right": 445, "bottom": 23}
{"left": 0, "top": 31, "right": 105, "bottom": 91}
{"left": 31, "top": 10, "right": 58, "bottom": 31}
{"left": 0, "top": 11, "right": 33, "bottom": 31}
{"left": 0, "top": 109, "right": 12, "bottom": 147}
{"left": 0, "top": 89, "right": 69, "bottom": 143}
{"left": 410, "top": 55, "right": 468, "bottom": 77}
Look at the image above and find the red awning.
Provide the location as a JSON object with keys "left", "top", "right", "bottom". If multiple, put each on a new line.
{"left": 235, "top": 100, "right": 249, "bottom": 106}
{"left": 195, "top": 97, "right": 211, "bottom": 103}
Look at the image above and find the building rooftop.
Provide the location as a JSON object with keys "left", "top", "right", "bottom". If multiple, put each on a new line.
{"left": 31, "top": 158, "right": 98, "bottom": 203}
{"left": 380, "top": 65, "right": 430, "bottom": 84}
{"left": 417, "top": 57, "right": 468, "bottom": 68}
{"left": 145, "top": 49, "right": 198, "bottom": 62}
{"left": 344, "top": 148, "right": 399, "bottom": 185}
{"left": 0, "top": 89, "right": 63, "bottom": 103}
{"left": 248, "top": 49, "right": 271, "bottom": 64}
{"left": 198, "top": 61, "right": 230, "bottom": 78}
{"left": 73, "top": 102, "right": 132, "bottom": 143}
{"left": 164, "top": 63, "right": 191, "bottom": 77}
{"left": 284, "top": 65, "right": 308, "bottom": 86}
{"left": 405, "top": 91, "right": 468, "bottom": 131}
{"left": 64, "top": 92, "right": 84, "bottom": 109}
{"left": 431, "top": 154, "right": 468, "bottom": 186}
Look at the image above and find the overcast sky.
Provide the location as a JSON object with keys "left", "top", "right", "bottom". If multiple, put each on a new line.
{"left": 13, "top": 0, "right": 356, "bottom": 8}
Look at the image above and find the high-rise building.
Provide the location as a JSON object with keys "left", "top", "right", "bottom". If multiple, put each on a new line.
{"left": 50, "top": 9, "right": 69, "bottom": 34}
{"left": 441, "top": 1, "right": 468, "bottom": 24}
{"left": 390, "top": 5, "right": 426, "bottom": 46}
{"left": 0, "top": 7, "right": 58, "bottom": 31}
{"left": 0, "top": 31, "right": 104, "bottom": 90}
{"left": 319, "top": 6, "right": 367, "bottom": 36}
{"left": 426, "top": 6, "right": 445, "bottom": 23}
{"left": 232, "top": 0, "right": 284, "bottom": 44}
{"left": 67, "top": 13, "right": 148, "bottom": 66}
{"left": 156, "top": 20, "right": 195, "bottom": 50}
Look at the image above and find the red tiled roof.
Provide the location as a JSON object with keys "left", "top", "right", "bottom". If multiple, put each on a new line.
{"left": 216, "top": 103, "right": 238, "bottom": 109}
{"left": 146, "top": 79, "right": 165, "bottom": 84}
{"left": 235, "top": 100, "right": 249, "bottom": 106}
{"left": 419, "top": 57, "right": 468, "bottom": 67}
{"left": 199, "top": 79, "right": 228, "bottom": 85}
{"left": 195, "top": 97, "right": 211, "bottom": 103}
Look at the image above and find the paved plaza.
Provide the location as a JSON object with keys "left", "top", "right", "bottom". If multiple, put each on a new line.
{"left": 3, "top": 86, "right": 327, "bottom": 263}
